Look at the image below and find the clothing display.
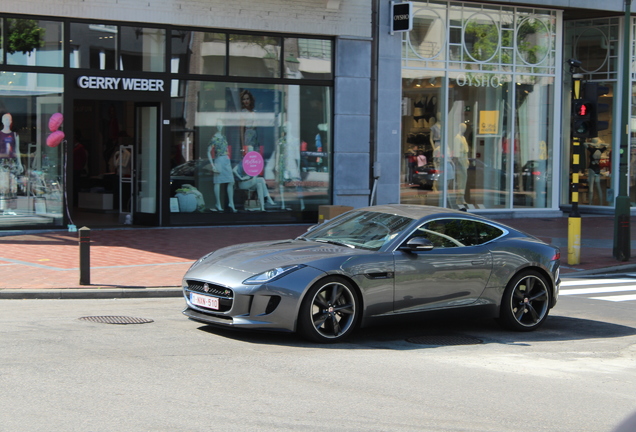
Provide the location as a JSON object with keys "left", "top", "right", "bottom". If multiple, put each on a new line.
{"left": 209, "top": 133, "right": 233, "bottom": 184}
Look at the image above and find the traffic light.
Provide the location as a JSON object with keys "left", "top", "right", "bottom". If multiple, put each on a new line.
{"left": 583, "top": 82, "right": 610, "bottom": 137}
{"left": 571, "top": 97, "right": 593, "bottom": 139}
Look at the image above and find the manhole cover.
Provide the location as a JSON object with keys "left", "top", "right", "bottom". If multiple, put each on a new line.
{"left": 78, "top": 316, "right": 154, "bottom": 325}
{"left": 406, "top": 334, "right": 483, "bottom": 346}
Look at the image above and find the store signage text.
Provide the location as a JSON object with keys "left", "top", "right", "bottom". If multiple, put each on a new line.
{"left": 77, "top": 76, "right": 165, "bottom": 92}
{"left": 456, "top": 74, "right": 502, "bottom": 89}
{"left": 391, "top": 2, "right": 413, "bottom": 33}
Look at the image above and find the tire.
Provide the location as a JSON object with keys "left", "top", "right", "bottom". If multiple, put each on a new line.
{"left": 497, "top": 270, "right": 551, "bottom": 332}
{"left": 297, "top": 276, "right": 360, "bottom": 343}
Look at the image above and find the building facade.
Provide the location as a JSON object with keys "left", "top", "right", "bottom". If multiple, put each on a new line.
{"left": 0, "top": 0, "right": 634, "bottom": 230}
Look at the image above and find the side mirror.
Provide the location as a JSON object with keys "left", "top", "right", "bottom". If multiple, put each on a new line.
{"left": 399, "top": 237, "right": 434, "bottom": 252}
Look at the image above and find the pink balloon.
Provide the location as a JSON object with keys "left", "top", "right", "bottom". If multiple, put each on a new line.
{"left": 46, "top": 130, "right": 65, "bottom": 148}
{"left": 48, "top": 113, "right": 64, "bottom": 132}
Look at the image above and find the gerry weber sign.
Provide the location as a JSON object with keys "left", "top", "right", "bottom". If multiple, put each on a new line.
{"left": 76, "top": 76, "right": 165, "bottom": 92}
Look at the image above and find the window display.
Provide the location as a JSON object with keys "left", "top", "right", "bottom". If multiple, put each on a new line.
{"left": 170, "top": 81, "right": 331, "bottom": 222}
{"left": 401, "top": 2, "right": 557, "bottom": 211}
{"left": 0, "top": 72, "right": 64, "bottom": 226}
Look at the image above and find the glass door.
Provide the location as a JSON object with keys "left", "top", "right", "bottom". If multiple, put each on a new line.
{"left": 133, "top": 103, "right": 160, "bottom": 225}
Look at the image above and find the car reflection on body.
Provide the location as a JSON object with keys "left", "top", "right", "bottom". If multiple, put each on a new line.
{"left": 182, "top": 204, "right": 561, "bottom": 343}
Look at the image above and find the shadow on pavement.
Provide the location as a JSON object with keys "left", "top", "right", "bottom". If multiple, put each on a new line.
{"left": 194, "top": 314, "right": 636, "bottom": 349}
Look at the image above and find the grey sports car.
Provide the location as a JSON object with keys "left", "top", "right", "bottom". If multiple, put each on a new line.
{"left": 182, "top": 205, "right": 561, "bottom": 342}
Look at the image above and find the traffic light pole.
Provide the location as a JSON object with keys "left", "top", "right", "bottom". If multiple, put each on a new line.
{"left": 613, "top": 0, "right": 632, "bottom": 261}
{"left": 569, "top": 75, "right": 583, "bottom": 265}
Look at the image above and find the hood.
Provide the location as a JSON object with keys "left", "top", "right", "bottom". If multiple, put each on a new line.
{"left": 190, "top": 239, "right": 364, "bottom": 276}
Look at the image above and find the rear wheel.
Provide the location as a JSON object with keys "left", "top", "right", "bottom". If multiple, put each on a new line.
{"left": 297, "top": 276, "right": 359, "bottom": 343}
{"left": 497, "top": 270, "right": 551, "bottom": 331}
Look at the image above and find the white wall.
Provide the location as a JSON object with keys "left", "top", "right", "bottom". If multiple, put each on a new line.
{"left": 1, "top": 0, "right": 372, "bottom": 38}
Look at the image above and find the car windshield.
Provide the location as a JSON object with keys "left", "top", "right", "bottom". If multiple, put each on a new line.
{"left": 301, "top": 211, "right": 414, "bottom": 251}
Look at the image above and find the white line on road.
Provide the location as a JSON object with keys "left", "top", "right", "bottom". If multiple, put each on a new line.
{"left": 560, "top": 278, "right": 636, "bottom": 287}
{"left": 560, "top": 286, "right": 636, "bottom": 295}
{"left": 589, "top": 294, "right": 636, "bottom": 302}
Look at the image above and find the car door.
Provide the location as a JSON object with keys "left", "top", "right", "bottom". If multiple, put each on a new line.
{"left": 392, "top": 218, "right": 494, "bottom": 314}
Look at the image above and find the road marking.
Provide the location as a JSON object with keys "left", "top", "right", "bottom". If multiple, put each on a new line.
{"left": 560, "top": 278, "right": 636, "bottom": 287}
{"left": 589, "top": 294, "right": 636, "bottom": 302}
{"left": 560, "top": 286, "right": 636, "bottom": 296}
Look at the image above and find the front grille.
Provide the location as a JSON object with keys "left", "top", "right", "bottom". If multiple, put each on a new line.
{"left": 186, "top": 280, "right": 234, "bottom": 299}
{"left": 185, "top": 280, "right": 234, "bottom": 313}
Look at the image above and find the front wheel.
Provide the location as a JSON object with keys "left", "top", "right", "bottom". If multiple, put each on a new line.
{"left": 297, "top": 276, "right": 360, "bottom": 343}
{"left": 497, "top": 270, "right": 551, "bottom": 332}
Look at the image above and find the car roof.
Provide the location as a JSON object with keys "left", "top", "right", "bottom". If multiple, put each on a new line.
{"left": 355, "top": 204, "right": 473, "bottom": 220}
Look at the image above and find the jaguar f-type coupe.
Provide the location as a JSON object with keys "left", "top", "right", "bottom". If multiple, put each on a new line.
{"left": 182, "top": 205, "right": 560, "bottom": 342}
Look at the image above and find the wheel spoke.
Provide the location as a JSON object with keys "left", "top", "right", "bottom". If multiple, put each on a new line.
{"left": 528, "top": 291, "right": 548, "bottom": 302}
{"left": 333, "top": 303, "right": 354, "bottom": 314}
{"left": 330, "top": 285, "right": 343, "bottom": 304}
{"left": 330, "top": 315, "right": 341, "bottom": 335}
{"left": 313, "top": 311, "right": 328, "bottom": 328}
{"left": 314, "top": 292, "right": 329, "bottom": 309}
{"left": 526, "top": 303, "right": 539, "bottom": 323}
{"left": 514, "top": 306, "right": 525, "bottom": 321}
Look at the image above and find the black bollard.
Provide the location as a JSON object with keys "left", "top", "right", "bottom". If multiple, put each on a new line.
{"left": 79, "top": 226, "right": 90, "bottom": 285}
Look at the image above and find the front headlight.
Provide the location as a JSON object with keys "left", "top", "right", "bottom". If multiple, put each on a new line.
{"left": 243, "top": 264, "right": 306, "bottom": 285}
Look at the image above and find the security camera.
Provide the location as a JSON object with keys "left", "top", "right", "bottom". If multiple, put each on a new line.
{"left": 567, "top": 58, "right": 582, "bottom": 68}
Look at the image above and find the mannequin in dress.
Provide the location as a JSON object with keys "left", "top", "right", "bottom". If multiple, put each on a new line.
{"left": 430, "top": 114, "right": 442, "bottom": 191}
{"left": 0, "top": 113, "right": 24, "bottom": 206}
{"left": 233, "top": 146, "right": 276, "bottom": 212}
{"left": 270, "top": 121, "right": 304, "bottom": 211}
{"left": 207, "top": 120, "right": 236, "bottom": 212}
{"left": 453, "top": 122, "right": 469, "bottom": 205}
{"left": 586, "top": 138, "right": 605, "bottom": 205}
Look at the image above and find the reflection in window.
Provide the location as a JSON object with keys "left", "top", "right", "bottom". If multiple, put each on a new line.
{"left": 120, "top": 26, "right": 165, "bottom": 72}
{"left": 171, "top": 31, "right": 226, "bottom": 76}
{"left": 169, "top": 80, "right": 331, "bottom": 222}
{"left": 229, "top": 34, "right": 281, "bottom": 78}
{"left": 284, "top": 38, "right": 333, "bottom": 80}
{"left": 7, "top": 19, "right": 63, "bottom": 67}
{"left": 70, "top": 23, "right": 118, "bottom": 70}
{"left": 0, "top": 72, "right": 64, "bottom": 226}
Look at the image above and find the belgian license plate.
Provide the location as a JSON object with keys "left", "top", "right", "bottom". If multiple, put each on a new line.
{"left": 191, "top": 293, "right": 220, "bottom": 310}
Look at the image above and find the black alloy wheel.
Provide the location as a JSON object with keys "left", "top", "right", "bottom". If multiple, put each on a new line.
{"left": 497, "top": 270, "right": 551, "bottom": 331}
{"left": 298, "top": 276, "right": 359, "bottom": 343}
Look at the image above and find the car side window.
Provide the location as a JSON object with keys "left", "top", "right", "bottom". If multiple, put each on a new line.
{"left": 407, "top": 219, "right": 470, "bottom": 248}
{"left": 473, "top": 221, "right": 504, "bottom": 244}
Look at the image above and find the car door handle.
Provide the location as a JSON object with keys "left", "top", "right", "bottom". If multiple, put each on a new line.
{"left": 471, "top": 260, "right": 485, "bottom": 265}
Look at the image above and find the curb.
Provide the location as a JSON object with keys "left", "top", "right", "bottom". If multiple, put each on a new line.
{"left": 0, "top": 287, "right": 183, "bottom": 300}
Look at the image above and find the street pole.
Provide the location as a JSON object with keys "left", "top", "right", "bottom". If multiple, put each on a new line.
{"left": 614, "top": 0, "right": 632, "bottom": 261}
{"left": 569, "top": 74, "right": 583, "bottom": 265}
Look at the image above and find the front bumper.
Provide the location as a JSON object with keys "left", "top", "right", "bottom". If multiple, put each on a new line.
{"left": 182, "top": 265, "right": 327, "bottom": 332}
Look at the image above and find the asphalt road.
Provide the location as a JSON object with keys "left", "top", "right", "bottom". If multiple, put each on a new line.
{"left": 1, "top": 275, "right": 635, "bottom": 432}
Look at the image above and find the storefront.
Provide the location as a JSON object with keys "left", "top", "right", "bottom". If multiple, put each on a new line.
{"left": 0, "top": 14, "right": 339, "bottom": 229}
{"left": 398, "top": 2, "right": 560, "bottom": 212}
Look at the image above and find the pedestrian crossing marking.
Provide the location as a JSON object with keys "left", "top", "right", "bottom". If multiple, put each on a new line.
{"left": 559, "top": 278, "right": 636, "bottom": 302}
{"left": 589, "top": 294, "right": 636, "bottom": 302}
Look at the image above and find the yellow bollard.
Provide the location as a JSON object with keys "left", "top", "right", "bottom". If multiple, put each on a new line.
{"left": 568, "top": 217, "right": 581, "bottom": 265}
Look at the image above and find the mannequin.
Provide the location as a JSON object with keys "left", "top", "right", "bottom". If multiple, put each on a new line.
{"left": 0, "top": 113, "right": 24, "bottom": 208}
{"left": 270, "top": 122, "right": 304, "bottom": 210}
{"left": 453, "top": 123, "right": 469, "bottom": 205}
{"left": 208, "top": 120, "right": 236, "bottom": 212}
{"left": 586, "top": 139, "right": 605, "bottom": 205}
{"left": 430, "top": 114, "right": 442, "bottom": 191}
{"left": 234, "top": 146, "right": 276, "bottom": 212}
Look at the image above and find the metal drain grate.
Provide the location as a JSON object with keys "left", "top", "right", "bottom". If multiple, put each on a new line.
{"left": 78, "top": 316, "right": 154, "bottom": 325}
{"left": 406, "top": 334, "right": 483, "bottom": 346}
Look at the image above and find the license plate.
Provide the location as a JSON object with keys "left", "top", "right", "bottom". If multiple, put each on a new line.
{"left": 191, "top": 292, "right": 220, "bottom": 310}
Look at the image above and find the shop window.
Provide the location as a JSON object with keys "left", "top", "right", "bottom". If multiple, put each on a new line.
{"left": 120, "top": 26, "right": 166, "bottom": 72}
{"left": 229, "top": 34, "right": 281, "bottom": 78}
{"left": 6, "top": 19, "right": 63, "bottom": 68}
{"left": 0, "top": 72, "right": 64, "bottom": 226}
{"left": 70, "top": 23, "right": 118, "bottom": 70}
{"left": 171, "top": 31, "right": 226, "bottom": 76}
{"left": 169, "top": 80, "right": 331, "bottom": 221}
